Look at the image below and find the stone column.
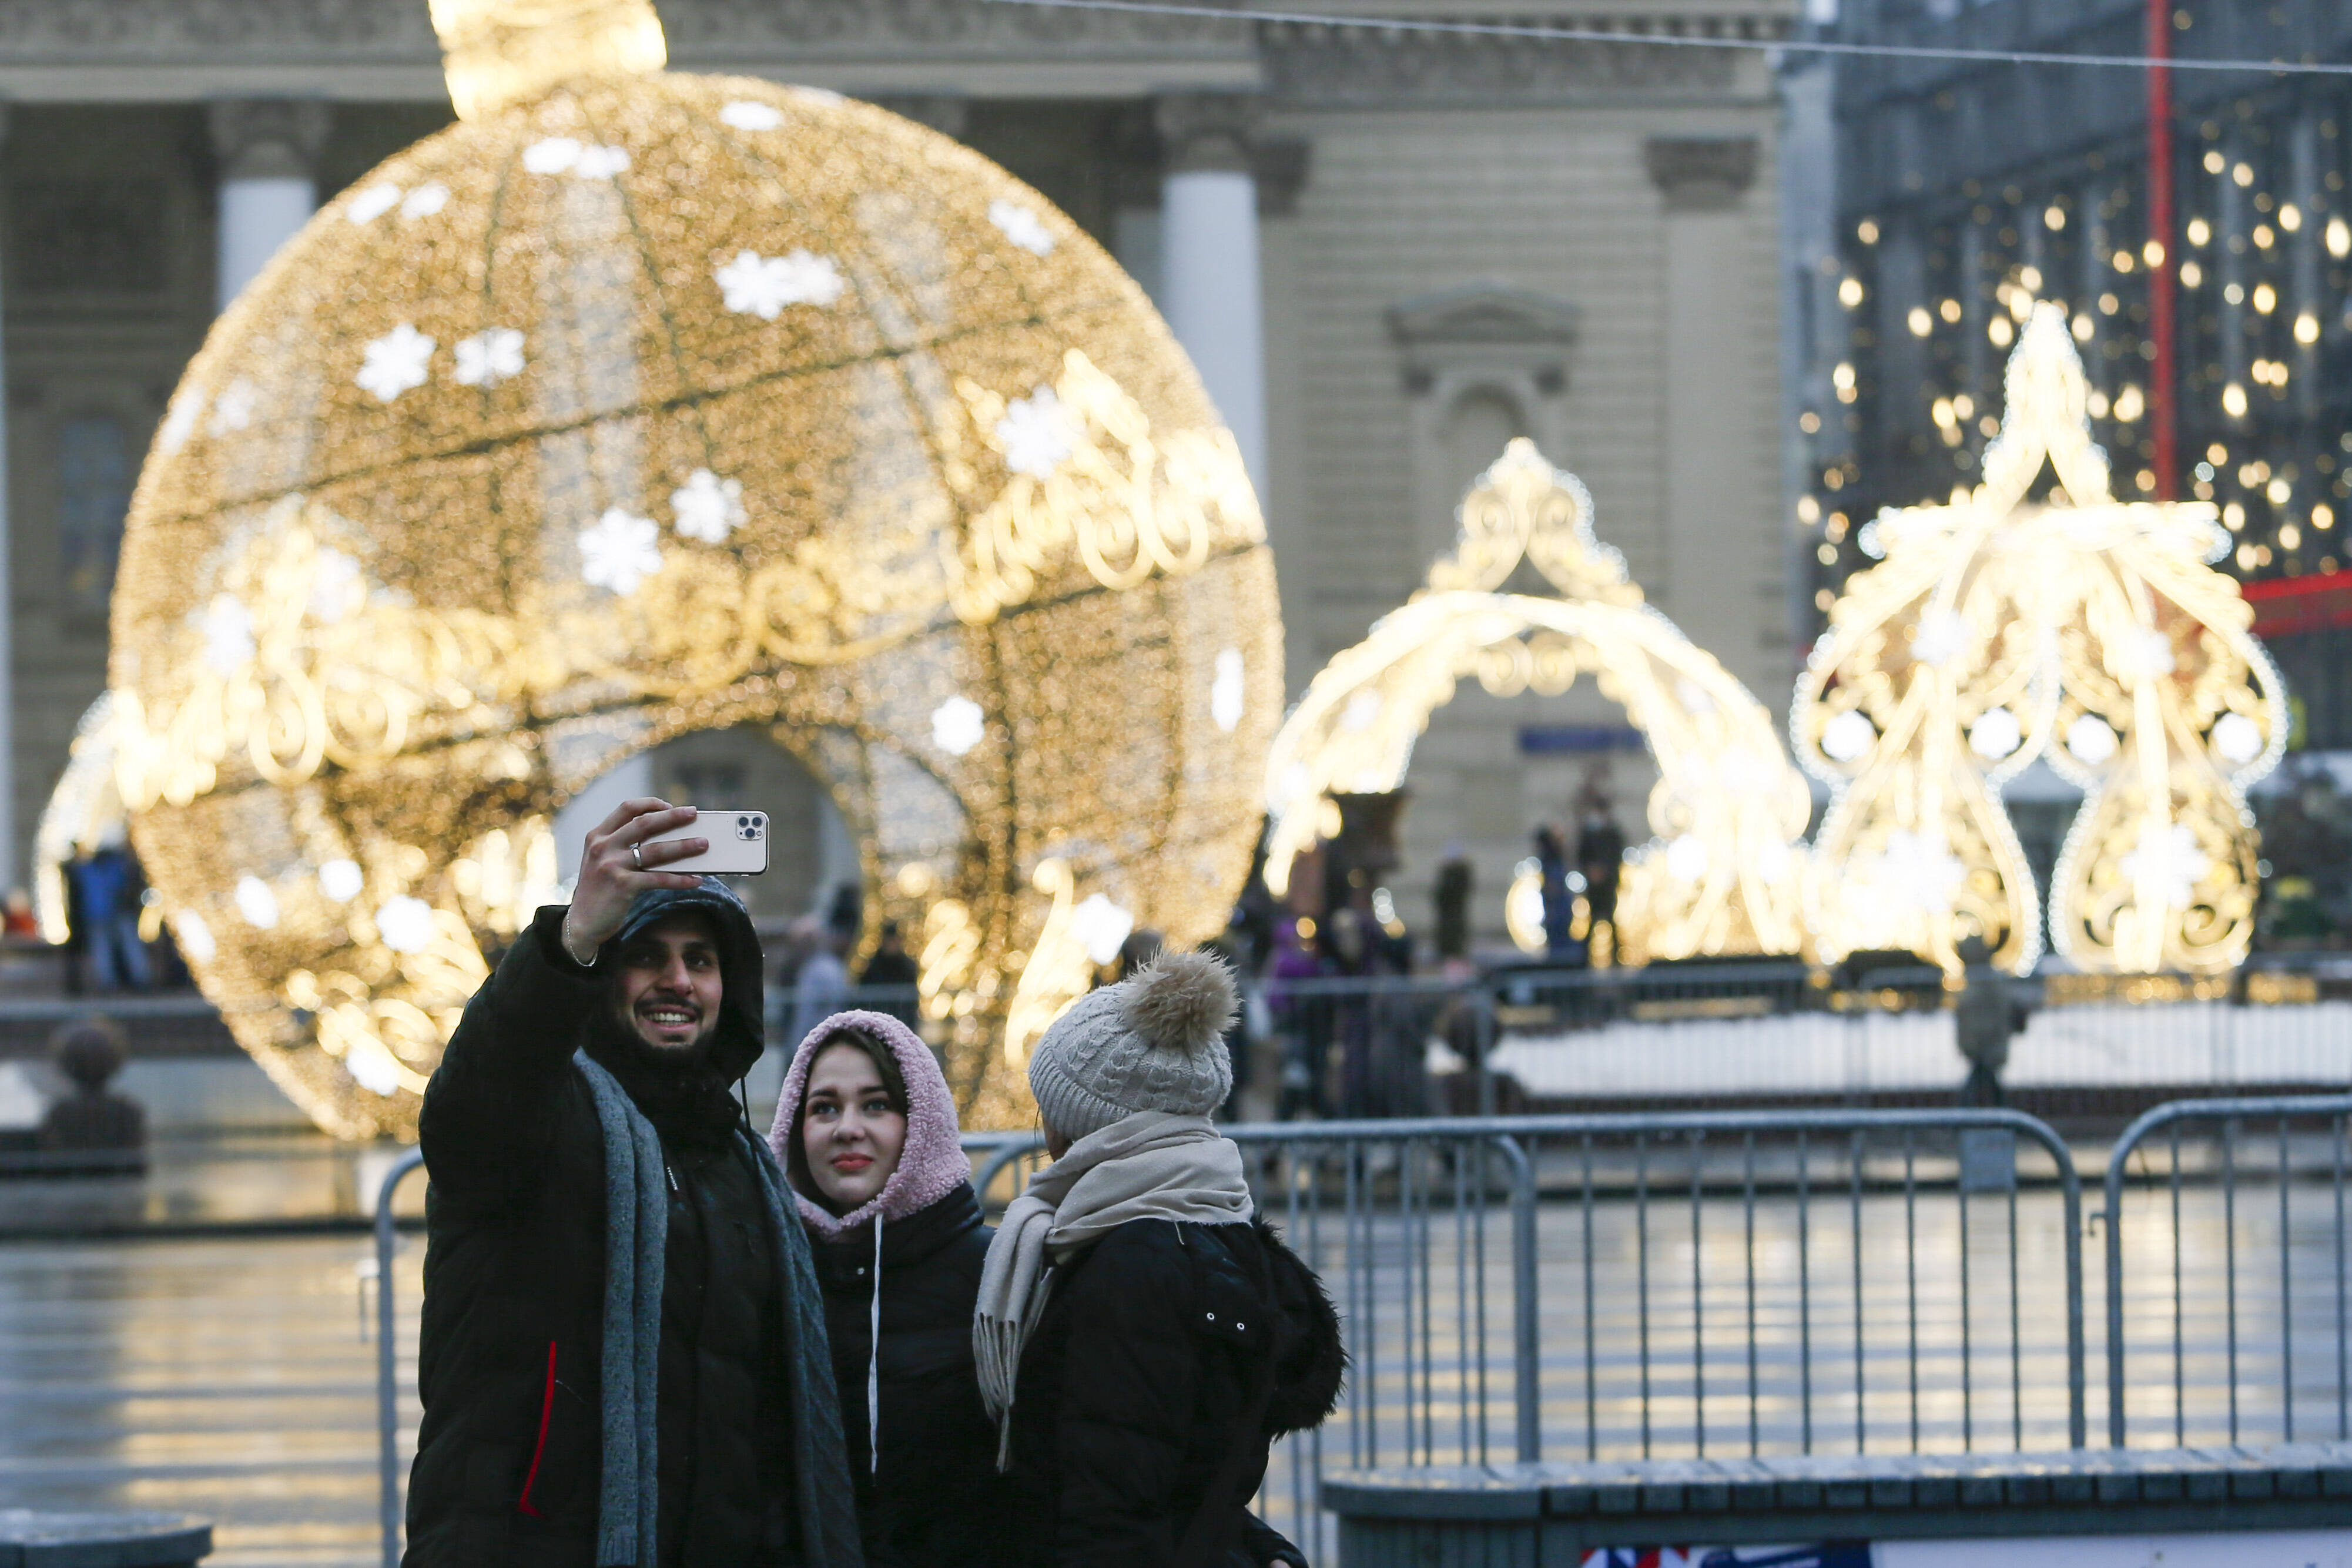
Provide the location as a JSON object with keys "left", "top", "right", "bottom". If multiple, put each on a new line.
{"left": 1157, "top": 93, "right": 1268, "bottom": 492}
{"left": 1646, "top": 135, "right": 1765, "bottom": 684}
{"left": 0, "top": 105, "right": 14, "bottom": 890}
{"left": 209, "top": 100, "right": 329, "bottom": 311}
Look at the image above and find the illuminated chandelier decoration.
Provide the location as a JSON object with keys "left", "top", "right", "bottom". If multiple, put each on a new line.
{"left": 1263, "top": 439, "right": 1811, "bottom": 966}
{"left": 95, "top": 0, "right": 1281, "bottom": 1137}
{"left": 1795, "top": 302, "right": 2286, "bottom": 977}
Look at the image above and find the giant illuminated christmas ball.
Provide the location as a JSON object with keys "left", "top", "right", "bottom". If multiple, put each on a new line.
{"left": 109, "top": 42, "right": 1281, "bottom": 1137}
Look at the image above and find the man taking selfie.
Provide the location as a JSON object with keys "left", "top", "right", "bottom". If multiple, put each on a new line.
{"left": 405, "top": 798, "right": 861, "bottom": 1568}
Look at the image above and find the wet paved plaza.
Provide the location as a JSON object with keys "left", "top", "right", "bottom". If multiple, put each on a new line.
{"left": 0, "top": 1232, "right": 420, "bottom": 1567}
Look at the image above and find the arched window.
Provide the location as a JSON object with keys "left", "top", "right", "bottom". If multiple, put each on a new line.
{"left": 58, "top": 416, "right": 132, "bottom": 623}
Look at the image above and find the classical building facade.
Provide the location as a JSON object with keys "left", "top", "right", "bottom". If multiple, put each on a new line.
{"left": 0, "top": 0, "right": 1794, "bottom": 950}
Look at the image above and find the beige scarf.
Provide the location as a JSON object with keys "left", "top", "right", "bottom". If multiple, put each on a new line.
{"left": 972, "top": 1111, "right": 1254, "bottom": 1462}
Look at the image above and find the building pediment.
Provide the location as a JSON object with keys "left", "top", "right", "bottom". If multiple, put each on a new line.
{"left": 1388, "top": 283, "right": 1580, "bottom": 351}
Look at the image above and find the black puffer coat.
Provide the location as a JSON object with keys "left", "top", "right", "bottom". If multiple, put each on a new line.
{"left": 407, "top": 894, "right": 842, "bottom": 1568}
{"left": 1005, "top": 1215, "right": 1345, "bottom": 1568}
{"left": 812, "top": 1182, "right": 1012, "bottom": 1568}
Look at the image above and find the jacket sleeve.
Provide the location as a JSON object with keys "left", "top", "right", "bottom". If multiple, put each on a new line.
{"left": 418, "top": 904, "right": 602, "bottom": 1199}
{"left": 1048, "top": 1225, "right": 1202, "bottom": 1568}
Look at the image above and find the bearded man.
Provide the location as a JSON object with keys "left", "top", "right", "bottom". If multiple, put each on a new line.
{"left": 406, "top": 798, "right": 860, "bottom": 1568}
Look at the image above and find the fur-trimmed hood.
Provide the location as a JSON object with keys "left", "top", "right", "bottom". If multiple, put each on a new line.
{"left": 768, "top": 1008, "right": 970, "bottom": 1238}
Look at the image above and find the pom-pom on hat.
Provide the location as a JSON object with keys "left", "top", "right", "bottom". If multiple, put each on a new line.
{"left": 1028, "top": 949, "right": 1238, "bottom": 1141}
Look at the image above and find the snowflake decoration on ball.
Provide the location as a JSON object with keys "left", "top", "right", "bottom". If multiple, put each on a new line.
{"left": 1070, "top": 894, "right": 1136, "bottom": 967}
{"left": 200, "top": 594, "right": 255, "bottom": 675}
{"left": 573, "top": 144, "right": 631, "bottom": 180}
{"left": 989, "top": 199, "right": 1055, "bottom": 257}
{"left": 157, "top": 387, "right": 204, "bottom": 455}
{"left": 356, "top": 323, "right": 435, "bottom": 403}
{"left": 207, "top": 378, "right": 259, "bottom": 436}
{"left": 235, "top": 876, "right": 280, "bottom": 930}
{"left": 1210, "top": 649, "right": 1246, "bottom": 733}
{"left": 307, "top": 549, "right": 364, "bottom": 625}
{"left": 454, "top": 327, "right": 527, "bottom": 387}
{"left": 996, "top": 386, "right": 1077, "bottom": 478}
{"left": 715, "top": 249, "right": 845, "bottom": 318}
{"left": 671, "top": 468, "right": 746, "bottom": 544}
{"left": 376, "top": 896, "right": 436, "bottom": 955}
{"left": 578, "top": 508, "right": 663, "bottom": 595}
{"left": 931, "top": 696, "right": 986, "bottom": 756}
{"left": 347, "top": 182, "right": 403, "bottom": 225}
{"left": 522, "top": 138, "right": 629, "bottom": 179}
{"left": 720, "top": 100, "right": 785, "bottom": 131}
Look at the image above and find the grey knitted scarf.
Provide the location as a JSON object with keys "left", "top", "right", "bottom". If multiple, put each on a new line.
{"left": 577, "top": 1051, "right": 863, "bottom": 1568}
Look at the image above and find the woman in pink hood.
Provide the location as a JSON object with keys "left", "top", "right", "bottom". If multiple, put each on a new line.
{"left": 769, "top": 1010, "right": 1010, "bottom": 1568}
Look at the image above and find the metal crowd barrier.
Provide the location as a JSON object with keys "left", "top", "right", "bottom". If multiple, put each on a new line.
{"left": 368, "top": 1105, "right": 2089, "bottom": 1566}
{"left": 2103, "top": 1093, "right": 2352, "bottom": 1449}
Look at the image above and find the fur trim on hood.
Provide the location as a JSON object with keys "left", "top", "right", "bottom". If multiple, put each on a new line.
{"left": 768, "top": 1009, "right": 970, "bottom": 1238}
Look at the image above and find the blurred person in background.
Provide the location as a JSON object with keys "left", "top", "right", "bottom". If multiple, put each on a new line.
{"left": 406, "top": 798, "right": 858, "bottom": 1568}
{"left": 70, "top": 827, "right": 150, "bottom": 993}
{"left": 1432, "top": 847, "right": 1473, "bottom": 973}
{"left": 974, "top": 951, "right": 1343, "bottom": 1568}
{"left": 855, "top": 920, "right": 922, "bottom": 1030}
{"left": 1321, "top": 907, "right": 1378, "bottom": 1118}
{"left": 1574, "top": 785, "right": 1626, "bottom": 966}
{"left": 1533, "top": 824, "right": 1574, "bottom": 964}
{"left": 1267, "top": 917, "right": 1325, "bottom": 1120}
{"left": 770, "top": 1012, "right": 1010, "bottom": 1568}
{"left": 791, "top": 914, "right": 852, "bottom": 1050}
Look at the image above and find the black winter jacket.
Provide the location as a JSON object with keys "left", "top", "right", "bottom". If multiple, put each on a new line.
{"left": 407, "top": 900, "right": 810, "bottom": 1568}
{"left": 1005, "top": 1215, "right": 1344, "bottom": 1568}
{"left": 811, "top": 1182, "right": 1013, "bottom": 1568}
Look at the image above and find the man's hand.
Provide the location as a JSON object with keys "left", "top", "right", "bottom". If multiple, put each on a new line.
{"left": 560, "top": 798, "right": 706, "bottom": 964}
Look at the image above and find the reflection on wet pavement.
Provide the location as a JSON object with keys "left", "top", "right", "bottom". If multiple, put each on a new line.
{"left": 0, "top": 1231, "right": 421, "bottom": 1567}
{"left": 0, "top": 1136, "right": 424, "bottom": 1235}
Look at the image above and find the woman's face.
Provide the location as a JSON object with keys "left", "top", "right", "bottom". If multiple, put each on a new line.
{"left": 800, "top": 1040, "right": 907, "bottom": 1212}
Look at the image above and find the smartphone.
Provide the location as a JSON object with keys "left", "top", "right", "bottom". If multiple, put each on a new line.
{"left": 642, "top": 810, "right": 769, "bottom": 875}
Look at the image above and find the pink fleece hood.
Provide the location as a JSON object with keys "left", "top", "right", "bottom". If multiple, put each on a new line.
{"left": 768, "top": 1009, "right": 970, "bottom": 1239}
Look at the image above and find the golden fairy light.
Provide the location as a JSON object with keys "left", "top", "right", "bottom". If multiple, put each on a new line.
{"left": 1264, "top": 439, "right": 1811, "bottom": 966}
{"left": 97, "top": 0, "right": 1280, "bottom": 1137}
{"left": 1795, "top": 302, "right": 2286, "bottom": 977}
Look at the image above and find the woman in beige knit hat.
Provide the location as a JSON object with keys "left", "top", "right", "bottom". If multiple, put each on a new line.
{"left": 972, "top": 949, "right": 1343, "bottom": 1567}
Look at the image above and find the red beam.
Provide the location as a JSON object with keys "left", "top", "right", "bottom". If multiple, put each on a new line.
{"left": 2244, "top": 568, "right": 2352, "bottom": 638}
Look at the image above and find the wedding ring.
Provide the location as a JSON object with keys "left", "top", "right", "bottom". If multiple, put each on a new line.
{"left": 631, "top": 842, "right": 643, "bottom": 870}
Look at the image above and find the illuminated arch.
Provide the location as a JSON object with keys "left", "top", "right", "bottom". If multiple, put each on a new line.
{"left": 1794, "top": 303, "right": 2287, "bottom": 976}
{"left": 1264, "top": 439, "right": 1811, "bottom": 965}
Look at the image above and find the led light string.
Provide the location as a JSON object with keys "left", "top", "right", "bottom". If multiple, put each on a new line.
{"left": 981, "top": 0, "right": 2352, "bottom": 76}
